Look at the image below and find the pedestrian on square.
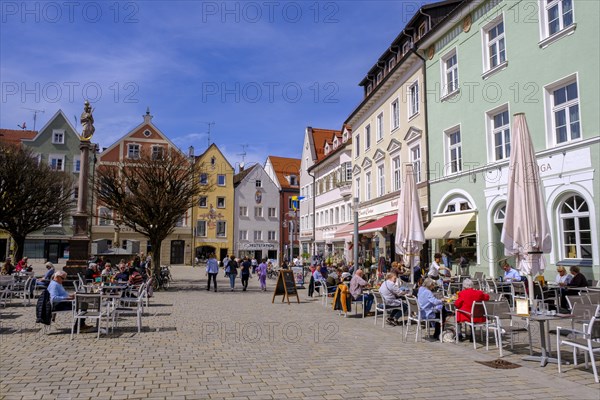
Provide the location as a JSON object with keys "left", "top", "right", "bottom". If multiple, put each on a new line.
{"left": 257, "top": 258, "right": 268, "bottom": 291}
{"left": 206, "top": 253, "right": 218, "bottom": 292}
{"left": 251, "top": 257, "right": 258, "bottom": 274}
{"left": 240, "top": 257, "right": 252, "bottom": 291}
{"left": 228, "top": 257, "right": 239, "bottom": 291}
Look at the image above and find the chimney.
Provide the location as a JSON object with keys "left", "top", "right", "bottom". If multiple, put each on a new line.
{"left": 239, "top": 162, "right": 245, "bottom": 172}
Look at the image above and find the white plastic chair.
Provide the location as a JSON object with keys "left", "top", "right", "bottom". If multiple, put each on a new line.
{"left": 71, "top": 293, "right": 110, "bottom": 340}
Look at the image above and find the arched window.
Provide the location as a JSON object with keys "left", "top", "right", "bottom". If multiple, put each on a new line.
{"left": 443, "top": 197, "right": 473, "bottom": 213}
{"left": 494, "top": 204, "right": 506, "bottom": 224}
{"left": 559, "top": 195, "right": 592, "bottom": 259}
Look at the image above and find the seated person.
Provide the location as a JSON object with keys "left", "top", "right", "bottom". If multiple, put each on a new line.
{"left": 114, "top": 265, "right": 130, "bottom": 282}
{"left": 501, "top": 261, "right": 521, "bottom": 282}
{"left": 48, "top": 271, "right": 89, "bottom": 329}
{"left": 566, "top": 265, "right": 588, "bottom": 288}
{"left": 1, "top": 257, "right": 14, "bottom": 275}
{"left": 128, "top": 271, "right": 144, "bottom": 286}
{"left": 85, "top": 263, "right": 100, "bottom": 281}
{"left": 378, "top": 272, "right": 410, "bottom": 325}
{"left": 454, "top": 278, "right": 490, "bottom": 341}
{"left": 15, "top": 256, "right": 29, "bottom": 272}
{"left": 36, "top": 262, "right": 55, "bottom": 287}
{"left": 101, "top": 263, "right": 113, "bottom": 277}
{"left": 326, "top": 268, "right": 341, "bottom": 288}
{"left": 428, "top": 253, "right": 448, "bottom": 279}
{"left": 341, "top": 272, "right": 352, "bottom": 282}
{"left": 417, "top": 277, "right": 448, "bottom": 339}
{"left": 349, "top": 269, "right": 374, "bottom": 315}
{"left": 555, "top": 266, "right": 572, "bottom": 286}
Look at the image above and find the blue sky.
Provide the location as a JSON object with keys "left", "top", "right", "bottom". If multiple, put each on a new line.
{"left": 1, "top": 1, "right": 429, "bottom": 166}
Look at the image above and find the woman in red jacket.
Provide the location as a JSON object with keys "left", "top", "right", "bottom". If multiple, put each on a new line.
{"left": 455, "top": 278, "right": 489, "bottom": 341}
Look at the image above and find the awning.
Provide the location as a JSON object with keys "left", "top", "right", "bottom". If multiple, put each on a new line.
{"left": 334, "top": 221, "right": 373, "bottom": 239}
{"left": 359, "top": 214, "right": 398, "bottom": 234}
{"left": 424, "top": 212, "right": 476, "bottom": 240}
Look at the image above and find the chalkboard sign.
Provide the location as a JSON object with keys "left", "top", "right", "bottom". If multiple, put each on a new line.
{"left": 272, "top": 269, "right": 300, "bottom": 304}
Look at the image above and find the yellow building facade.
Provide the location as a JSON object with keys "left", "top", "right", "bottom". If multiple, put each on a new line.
{"left": 193, "top": 144, "right": 235, "bottom": 261}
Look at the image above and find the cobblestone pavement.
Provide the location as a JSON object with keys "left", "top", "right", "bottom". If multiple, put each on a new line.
{"left": 1, "top": 265, "right": 598, "bottom": 399}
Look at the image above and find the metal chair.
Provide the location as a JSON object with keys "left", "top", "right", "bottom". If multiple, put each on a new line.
{"left": 534, "top": 281, "right": 559, "bottom": 310}
{"left": 455, "top": 301, "right": 487, "bottom": 350}
{"left": 71, "top": 293, "right": 110, "bottom": 340}
{"left": 557, "top": 305, "right": 600, "bottom": 383}
{"left": 404, "top": 296, "right": 442, "bottom": 342}
{"left": 113, "top": 286, "right": 147, "bottom": 333}
{"left": 483, "top": 300, "right": 531, "bottom": 357}
{"left": 373, "top": 291, "right": 404, "bottom": 333}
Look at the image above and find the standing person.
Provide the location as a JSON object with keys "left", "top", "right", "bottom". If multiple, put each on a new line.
{"left": 257, "top": 258, "right": 268, "bottom": 292}
{"left": 222, "top": 254, "right": 231, "bottom": 275}
{"left": 441, "top": 239, "right": 454, "bottom": 270}
{"left": 240, "top": 257, "right": 252, "bottom": 291}
{"left": 206, "top": 253, "right": 218, "bottom": 292}
{"left": 428, "top": 253, "right": 448, "bottom": 280}
{"left": 228, "top": 257, "right": 239, "bottom": 291}
{"left": 251, "top": 257, "right": 258, "bottom": 274}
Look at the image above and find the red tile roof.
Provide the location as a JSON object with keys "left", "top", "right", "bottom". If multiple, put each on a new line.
{"left": 268, "top": 156, "right": 301, "bottom": 189}
{"left": 312, "top": 128, "right": 340, "bottom": 162}
{"left": 0, "top": 129, "right": 37, "bottom": 144}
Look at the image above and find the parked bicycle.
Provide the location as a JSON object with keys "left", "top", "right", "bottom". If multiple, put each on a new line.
{"left": 154, "top": 265, "right": 172, "bottom": 290}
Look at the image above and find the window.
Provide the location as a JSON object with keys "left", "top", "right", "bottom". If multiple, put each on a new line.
{"left": 239, "top": 206, "right": 248, "bottom": 216}
{"left": 551, "top": 80, "right": 580, "bottom": 144}
{"left": 490, "top": 109, "right": 511, "bottom": 161}
{"left": 559, "top": 195, "right": 591, "bottom": 259}
{"left": 217, "top": 174, "right": 226, "bottom": 186}
{"left": 408, "top": 81, "right": 419, "bottom": 117}
{"left": 49, "top": 155, "right": 64, "bottom": 171}
{"left": 377, "top": 165, "right": 385, "bottom": 196}
{"left": 402, "top": 40, "right": 412, "bottom": 55}
{"left": 411, "top": 145, "right": 422, "bottom": 183}
{"left": 367, "top": 84, "right": 372, "bottom": 95}
{"left": 197, "top": 221, "right": 207, "bottom": 237}
{"left": 484, "top": 19, "right": 506, "bottom": 71}
{"left": 255, "top": 207, "right": 263, "bottom": 217}
{"left": 127, "top": 144, "right": 140, "bottom": 159}
{"left": 388, "top": 57, "right": 396, "bottom": 71}
{"left": 268, "top": 207, "right": 276, "bottom": 217}
{"left": 442, "top": 50, "right": 459, "bottom": 96}
{"left": 216, "top": 197, "right": 225, "bottom": 208}
{"left": 444, "top": 198, "right": 472, "bottom": 213}
{"left": 239, "top": 230, "right": 247, "bottom": 241}
{"left": 544, "top": 0, "right": 574, "bottom": 37}
{"left": 49, "top": 214, "right": 62, "bottom": 226}
{"left": 255, "top": 180, "right": 262, "bottom": 188}
{"left": 151, "top": 146, "right": 164, "bottom": 160}
{"left": 143, "top": 129, "right": 151, "bottom": 137}
{"left": 210, "top": 157, "right": 216, "bottom": 167}
{"left": 340, "top": 205, "right": 345, "bottom": 222}
{"left": 175, "top": 215, "right": 185, "bottom": 227}
{"left": 355, "top": 177, "right": 360, "bottom": 201}
{"left": 199, "top": 173, "right": 208, "bottom": 185}
{"left": 216, "top": 221, "right": 226, "bottom": 237}
{"left": 341, "top": 162, "right": 352, "bottom": 181}
{"left": 268, "top": 231, "right": 276, "bottom": 241}
{"left": 376, "top": 113, "right": 384, "bottom": 142}
{"left": 199, "top": 196, "right": 207, "bottom": 207}
{"left": 391, "top": 99, "right": 399, "bottom": 130}
{"left": 254, "top": 230, "right": 263, "bottom": 241}
{"left": 355, "top": 134, "right": 360, "bottom": 157}
{"left": 99, "top": 207, "right": 112, "bottom": 226}
{"left": 494, "top": 205, "right": 506, "bottom": 224}
{"left": 392, "top": 156, "right": 401, "bottom": 191}
{"left": 289, "top": 175, "right": 297, "bottom": 186}
{"left": 365, "top": 125, "right": 371, "bottom": 150}
{"left": 52, "top": 130, "right": 65, "bottom": 144}
{"left": 418, "top": 21, "right": 427, "bottom": 38}
{"left": 446, "top": 127, "right": 462, "bottom": 174}
{"left": 73, "top": 156, "right": 81, "bottom": 173}
{"left": 72, "top": 186, "right": 79, "bottom": 201}
{"left": 376, "top": 71, "right": 383, "bottom": 84}
{"left": 365, "top": 171, "right": 371, "bottom": 201}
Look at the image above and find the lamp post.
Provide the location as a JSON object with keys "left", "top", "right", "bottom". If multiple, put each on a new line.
{"left": 374, "top": 235, "right": 380, "bottom": 261}
{"left": 353, "top": 196, "right": 359, "bottom": 276}
{"left": 189, "top": 145, "right": 195, "bottom": 266}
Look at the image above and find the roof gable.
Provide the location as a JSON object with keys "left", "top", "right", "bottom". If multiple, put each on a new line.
{"left": 266, "top": 155, "right": 301, "bottom": 189}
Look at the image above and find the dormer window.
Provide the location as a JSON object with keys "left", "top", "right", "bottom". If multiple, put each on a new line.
{"left": 333, "top": 137, "right": 339, "bottom": 148}
{"left": 403, "top": 40, "right": 412, "bottom": 55}
{"left": 388, "top": 57, "right": 396, "bottom": 71}
{"left": 376, "top": 72, "right": 383, "bottom": 84}
{"left": 289, "top": 175, "right": 297, "bottom": 186}
{"left": 324, "top": 143, "right": 330, "bottom": 155}
{"left": 342, "top": 132, "right": 348, "bottom": 142}
{"left": 418, "top": 21, "right": 428, "bottom": 38}
{"left": 367, "top": 84, "right": 373, "bottom": 94}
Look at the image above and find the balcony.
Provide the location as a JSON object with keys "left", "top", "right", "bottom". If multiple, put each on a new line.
{"left": 336, "top": 180, "right": 352, "bottom": 198}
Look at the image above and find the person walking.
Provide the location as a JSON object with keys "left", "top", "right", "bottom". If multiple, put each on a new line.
{"left": 257, "top": 258, "right": 268, "bottom": 291}
{"left": 228, "top": 257, "right": 239, "bottom": 291}
{"left": 240, "top": 257, "right": 252, "bottom": 291}
{"left": 206, "top": 253, "right": 219, "bottom": 292}
{"left": 251, "top": 257, "right": 258, "bottom": 274}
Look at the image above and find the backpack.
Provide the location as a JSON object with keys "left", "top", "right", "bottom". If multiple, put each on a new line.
{"left": 36, "top": 289, "right": 52, "bottom": 325}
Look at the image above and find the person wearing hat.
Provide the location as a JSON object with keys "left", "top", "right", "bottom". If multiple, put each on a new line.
{"left": 48, "top": 271, "right": 91, "bottom": 329}
{"left": 36, "top": 262, "right": 55, "bottom": 287}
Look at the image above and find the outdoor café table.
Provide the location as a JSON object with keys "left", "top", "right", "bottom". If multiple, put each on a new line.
{"left": 511, "top": 312, "right": 574, "bottom": 367}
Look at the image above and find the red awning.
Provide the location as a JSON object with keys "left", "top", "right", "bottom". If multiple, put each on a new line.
{"left": 359, "top": 214, "right": 398, "bottom": 234}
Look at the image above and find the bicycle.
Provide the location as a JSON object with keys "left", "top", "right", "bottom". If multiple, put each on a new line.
{"left": 155, "top": 265, "right": 172, "bottom": 290}
{"left": 267, "top": 267, "right": 279, "bottom": 280}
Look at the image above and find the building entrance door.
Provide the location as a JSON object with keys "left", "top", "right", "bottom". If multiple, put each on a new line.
{"left": 170, "top": 240, "right": 185, "bottom": 264}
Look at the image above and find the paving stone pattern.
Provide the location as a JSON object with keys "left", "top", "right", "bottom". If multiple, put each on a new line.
{"left": 1, "top": 266, "right": 598, "bottom": 399}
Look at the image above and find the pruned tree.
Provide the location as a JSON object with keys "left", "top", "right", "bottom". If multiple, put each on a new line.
{"left": 0, "top": 142, "right": 74, "bottom": 261}
{"left": 94, "top": 149, "right": 207, "bottom": 283}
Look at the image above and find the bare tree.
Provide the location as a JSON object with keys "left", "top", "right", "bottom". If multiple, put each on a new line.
{"left": 94, "top": 149, "right": 207, "bottom": 283}
{"left": 0, "top": 142, "right": 73, "bottom": 261}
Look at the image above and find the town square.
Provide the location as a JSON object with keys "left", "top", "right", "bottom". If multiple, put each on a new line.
{"left": 1, "top": 0, "right": 599, "bottom": 398}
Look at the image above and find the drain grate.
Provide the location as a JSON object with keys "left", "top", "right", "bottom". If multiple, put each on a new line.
{"left": 476, "top": 359, "right": 521, "bottom": 369}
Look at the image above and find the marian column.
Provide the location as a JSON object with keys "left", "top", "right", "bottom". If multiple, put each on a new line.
{"left": 67, "top": 101, "right": 95, "bottom": 266}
